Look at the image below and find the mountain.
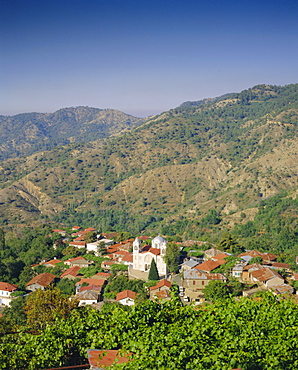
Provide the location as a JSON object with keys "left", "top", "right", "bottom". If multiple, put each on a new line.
{"left": 0, "top": 84, "right": 298, "bottom": 238}
{"left": 0, "top": 107, "right": 144, "bottom": 160}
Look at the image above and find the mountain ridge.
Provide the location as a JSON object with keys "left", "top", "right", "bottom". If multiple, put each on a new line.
{"left": 0, "top": 83, "right": 297, "bottom": 236}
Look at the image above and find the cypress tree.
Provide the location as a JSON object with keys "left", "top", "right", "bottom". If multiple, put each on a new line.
{"left": 148, "top": 259, "right": 159, "bottom": 281}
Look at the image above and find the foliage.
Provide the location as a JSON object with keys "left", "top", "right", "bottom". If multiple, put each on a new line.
{"left": 104, "top": 274, "right": 147, "bottom": 301}
{"left": 249, "top": 256, "right": 263, "bottom": 264}
{"left": 148, "top": 259, "right": 159, "bottom": 281}
{"left": 110, "top": 264, "right": 128, "bottom": 272}
{"left": 24, "top": 287, "right": 79, "bottom": 330}
{"left": 83, "top": 231, "right": 97, "bottom": 243}
{"left": 217, "top": 232, "right": 245, "bottom": 254}
{"left": 202, "top": 280, "right": 230, "bottom": 302}
{"left": 56, "top": 278, "right": 76, "bottom": 296}
{"left": 2, "top": 294, "right": 298, "bottom": 369}
{"left": 164, "top": 242, "right": 180, "bottom": 273}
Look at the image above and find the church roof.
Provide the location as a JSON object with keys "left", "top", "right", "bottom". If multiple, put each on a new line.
{"left": 152, "top": 235, "right": 166, "bottom": 243}
{"left": 140, "top": 246, "right": 160, "bottom": 256}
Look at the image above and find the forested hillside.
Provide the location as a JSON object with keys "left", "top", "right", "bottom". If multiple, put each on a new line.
{"left": 0, "top": 84, "right": 297, "bottom": 240}
{"left": 0, "top": 107, "right": 144, "bottom": 160}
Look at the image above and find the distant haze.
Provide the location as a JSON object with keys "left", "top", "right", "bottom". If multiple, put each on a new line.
{"left": 1, "top": 0, "right": 298, "bottom": 117}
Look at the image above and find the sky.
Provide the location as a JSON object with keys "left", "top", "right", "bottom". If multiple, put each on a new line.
{"left": 1, "top": 0, "right": 298, "bottom": 117}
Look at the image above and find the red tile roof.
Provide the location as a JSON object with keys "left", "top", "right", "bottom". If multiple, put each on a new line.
{"left": 150, "top": 279, "right": 172, "bottom": 291}
{"left": 250, "top": 267, "right": 282, "bottom": 282}
{"left": 107, "top": 246, "right": 120, "bottom": 253}
{"left": 195, "top": 260, "right": 221, "bottom": 272}
{"left": 122, "top": 254, "right": 133, "bottom": 263}
{"left": 79, "top": 284, "right": 103, "bottom": 293}
{"left": 69, "top": 241, "right": 86, "bottom": 247}
{"left": 84, "top": 227, "right": 97, "bottom": 232}
{"left": 0, "top": 282, "right": 18, "bottom": 292}
{"left": 42, "top": 259, "right": 61, "bottom": 266}
{"left": 92, "top": 272, "right": 112, "bottom": 279}
{"left": 60, "top": 266, "right": 81, "bottom": 278}
{"left": 76, "top": 278, "right": 107, "bottom": 287}
{"left": 87, "top": 349, "right": 131, "bottom": 368}
{"left": 271, "top": 262, "right": 290, "bottom": 269}
{"left": 140, "top": 246, "right": 160, "bottom": 256}
{"left": 72, "top": 226, "right": 81, "bottom": 230}
{"left": 212, "top": 253, "right": 230, "bottom": 264}
{"left": 26, "top": 273, "right": 56, "bottom": 287}
{"left": 239, "top": 250, "right": 277, "bottom": 262}
{"left": 67, "top": 256, "right": 87, "bottom": 263}
{"left": 116, "top": 290, "right": 136, "bottom": 301}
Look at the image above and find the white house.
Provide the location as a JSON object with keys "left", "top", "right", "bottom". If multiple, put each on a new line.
{"left": 132, "top": 235, "right": 168, "bottom": 276}
{"left": 0, "top": 282, "right": 18, "bottom": 306}
{"left": 116, "top": 290, "right": 136, "bottom": 306}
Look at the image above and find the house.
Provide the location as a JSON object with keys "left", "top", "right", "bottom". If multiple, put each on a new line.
{"left": 75, "top": 278, "right": 106, "bottom": 293}
{"left": 180, "top": 258, "right": 200, "bottom": 272}
{"left": 238, "top": 250, "right": 277, "bottom": 264}
{"left": 211, "top": 252, "right": 231, "bottom": 265}
{"left": 121, "top": 253, "right": 133, "bottom": 266}
{"left": 204, "top": 247, "right": 224, "bottom": 260}
{"left": 69, "top": 240, "right": 86, "bottom": 249}
{"left": 250, "top": 267, "right": 284, "bottom": 288}
{"left": 242, "top": 263, "right": 263, "bottom": 282}
{"left": 232, "top": 264, "right": 244, "bottom": 279}
{"left": 72, "top": 226, "right": 81, "bottom": 231}
{"left": 64, "top": 256, "right": 92, "bottom": 268}
{"left": 116, "top": 290, "right": 136, "bottom": 306}
{"left": 87, "top": 349, "right": 131, "bottom": 369}
{"left": 131, "top": 236, "right": 168, "bottom": 277}
{"left": 183, "top": 268, "right": 226, "bottom": 302}
{"left": 149, "top": 279, "right": 172, "bottom": 300}
{"left": 75, "top": 290, "right": 101, "bottom": 306}
{"left": 101, "top": 260, "right": 117, "bottom": 270}
{"left": 0, "top": 282, "right": 18, "bottom": 306}
{"left": 26, "top": 272, "right": 56, "bottom": 291}
{"left": 194, "top": 260, "right": 221, "bottom": 272}
{"left": 52, "top": 229, "right": 66, "bottom": 237}
{"left": 271, "top": 284, "right": 294, "bottom": 295}
{"left": 91, "top": 272, "right": 112, "bottom": 280}
{"left": 60, "top": 266, "right": 82, "bottom": 280}
{"left": 41, "top": 258, "right": 61, "bottom": 268}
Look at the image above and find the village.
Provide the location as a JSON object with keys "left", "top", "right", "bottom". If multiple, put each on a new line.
{"left": 1, "top": 224, "right": 297, "bottom": 310}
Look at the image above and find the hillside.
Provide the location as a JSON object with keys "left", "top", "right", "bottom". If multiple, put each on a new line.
{"left": 0, "top": 83, "right": 298, "bottom": 239}
{"left": 0, "top": 107, "right": 144, "bottom": 160}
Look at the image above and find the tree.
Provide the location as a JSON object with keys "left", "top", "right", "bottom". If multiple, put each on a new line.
{"left": 24, "top": 287, "right": 78, "bottom": 330}
{"left": 203, "top": 280, "right": 230, "bottom": 302}
{"left": 83, "top": 231, "right": 97, "bottom": 243}
{"left": 0, "top": 228, "right": 5, "bottom": 251}
{"left": 56, "top": 278, "right": 76, "bottom": 296}
{"left": 148, "top": 259, "right": 159, "bottom": 281}
{"left": 249, "top": 256, "right": 263, "bottom": 265}
{"left": 164, "top": 242, "right": 180, "bottom": 273}
{"left": 217, "top": 232, "right": 245, "bottom": 254}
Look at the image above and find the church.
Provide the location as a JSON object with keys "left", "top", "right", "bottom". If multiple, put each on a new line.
{"left": 132, "top": 235, "right": 168, "bottom": 276}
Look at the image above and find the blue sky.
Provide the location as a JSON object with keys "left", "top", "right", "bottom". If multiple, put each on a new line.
{"left": 1, "top": 0, "right": 298, "bottom": 117}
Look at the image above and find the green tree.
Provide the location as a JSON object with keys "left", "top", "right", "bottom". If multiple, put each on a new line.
{"left": 164, "top": 242, "right": 180, "bottom": 273}
{"left": 0, "top": 228, "right": 5, "bottom": 251}
{"left": 24, "top": 287, "right": 78, "bottom": 330}
{"left": 83, "top": 231, "right": 97, "bottom": 243}
{"left": 249, "top": 256, "right": 263, "bottom": 265}
{"left": 148, "top": 259, "right": 159, "bottom": 281}
{"left": 56, "top": 278, "right": 76, "bottom": 296}
{"left": 217, "top": 232, "right": 245, "bottom": 254}
{"left": 203, "top": 280, "right": 230, "bottom": 302}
